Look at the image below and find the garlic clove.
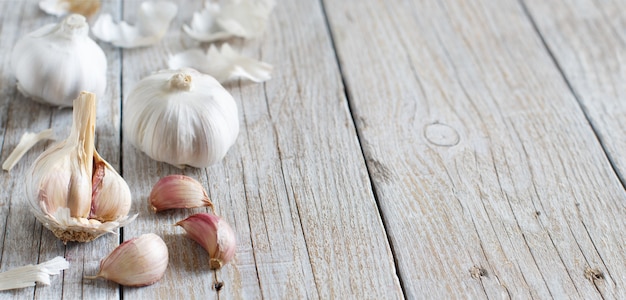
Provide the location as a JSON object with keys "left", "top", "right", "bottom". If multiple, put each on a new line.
{"left": 11, "top": 14, "right": 106, "bottom": 107}
{"left": 39, "top": 0, "right": 101, "bottom": 17}
{"left": 176, "top": 213, "right": 236, "bottom": 269}
{"left": 26, "top": 92, "right": 136, "bottom": 243}
{"left": 123, "top": 68, "right": 239, "bottom": 168}
{"left": 92, "top": 1, "right": 178, "bottom": 48}
{"left": 89, "top": 151, "right": 132, "bottom": 221}
{"left": 87, "top": 233, "right": 168, "bottom": 287}
{"left": 149, "top": 175, "right": 214, "bottom": 212}
{"left": 168, "top": 44, "right": 273, "bottom": 84}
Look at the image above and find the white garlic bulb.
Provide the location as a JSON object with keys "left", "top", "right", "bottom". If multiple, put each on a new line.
{"left": 123, "top": 68, "right": 239, "bottom": 168}
{"left": 26, "top": 92, "right": 136, "bottom": 243}
{"left": 11, "top": 14, "right": 107, "bottom": 107}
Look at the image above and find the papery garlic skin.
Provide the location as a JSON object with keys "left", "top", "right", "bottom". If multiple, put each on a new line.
{"left": 123, "top": 68, "right": 239, "bottom": 168}
{"left": 176, "top": 213, "right": 236, "bottom": 269}
{"left": 11, "top": 14, "right": 106, "bottom": 107}
{"left": 89, "top": 233, "right": 168, "bottom": 286}
{"left": 184, "top": 0, "right": 276, "bottom": 42}
{"left": 168, "top": 44, "right": 273, "bottom": 84}
{"left": 149, "top": 175, "right": 214, "bottom": 212}
{"left": 92, "top": 1, "right": 178, "bottom": 48}
{"left": 26, "top": 92, "right": 135, "bottom": 243}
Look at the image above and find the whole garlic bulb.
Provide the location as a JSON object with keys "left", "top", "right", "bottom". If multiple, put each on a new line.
{"left": 26, "top": 92, "right": 135, "bottom": 243}
{"left": 11, "top": 14, "right": 107, "bottom": 107}
{"left": 123, "top": 68, "right": 239, "bottom": 168}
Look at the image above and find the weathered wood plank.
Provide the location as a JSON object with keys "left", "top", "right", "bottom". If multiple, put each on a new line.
{"left": 0, "top": 1, "right": 123, "bottom": 299}
{"left": 324, "top": 0, "right": 626, "bottom": 298}
{"left": 522, "top": 0, "right": 626, "bottom": 189}
{"left": 120, "top": 0, "right": 401, "bottom": 299}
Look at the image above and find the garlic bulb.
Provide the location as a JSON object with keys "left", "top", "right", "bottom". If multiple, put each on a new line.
{"left": 149, "top": 175, "right": 214, "bottom": 212}
{"left": 11, "top": 14, "right": 107, "bottom": 107}
{"left": 123, "top": 68, "right": 239, "bottom": 168}
{"left": 176, "top": 213, "right": 236, "bottom": 269}
{"left": 26, "top": 92, "right": 135, "bottom": 243}
{"left": 86, "top": 233, "right": 168, "bottom": 286}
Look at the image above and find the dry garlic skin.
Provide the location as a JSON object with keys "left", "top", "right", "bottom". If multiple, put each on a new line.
{"left": 11, "top": 14, "right": 107, "bottom": 107}
{"left": 123, "top": 68, "right": 239, "bottom": 168}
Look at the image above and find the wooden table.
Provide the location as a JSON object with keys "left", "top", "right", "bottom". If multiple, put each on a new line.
{"left": 1, "top": 0, "right": 625, "bottom": 298}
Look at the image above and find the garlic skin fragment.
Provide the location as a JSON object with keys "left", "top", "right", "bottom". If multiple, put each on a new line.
{"left": 123, "top": 68, "right": 239, "bottom": 168}
{"left": 176, "top": 213, "right": 236, "bottom": 269}
{"left": 11, "top": 14, "right": 107, "bottom": 107}
{"left": 149, "top": 175, "right": 214, "bottom": 212}
{"left": 92, "top": 1, "right": 178, "bottom": 48}
{"left": 168, "top": 44, "right": 273, "bottom": 83}
{"left": 87, "top": 233, "right": 168, "bottom": 287}
{"left": 26, "top": 92, "right": 136, "bottom": 243}
{"left": 39, "top": 0, "right": 101, "bottom": 17}
{"left": 0, "top": 257, "right": 69, "bottom": 291}
{"left": 2, "top": 129, "right": 55, "bottom": 172}
{"left": 184, "top": 0, "right": 276, "bottom": 42}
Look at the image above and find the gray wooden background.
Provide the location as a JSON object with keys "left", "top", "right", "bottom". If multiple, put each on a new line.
{"left": 0, "top": 0, "right": 625, "bottom": 299}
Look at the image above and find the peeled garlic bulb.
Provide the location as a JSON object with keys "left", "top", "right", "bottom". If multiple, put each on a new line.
{"left": 123, "top": 68, "right": 239, "bottom": 168}
{"left": 11, "top": 14, "right": 106, "bottom": 107}
{"left": 87, "top": 233, "right": 168, "bottom": 286}
{"left": 176, "top": 213, "right": 236, "bottom": 269}
{"left": 26, "top": 92, "right": 135, "bottom": 243}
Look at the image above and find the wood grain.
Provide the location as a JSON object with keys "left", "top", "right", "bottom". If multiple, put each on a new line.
{"left": 119, "top": 0, "right": 401, "bottom": 299}
{"left": 521, "top": 0, "right": 626, "bottom": 187}
{"left": 323, "top": 0, "right": 626, "bottom": 298}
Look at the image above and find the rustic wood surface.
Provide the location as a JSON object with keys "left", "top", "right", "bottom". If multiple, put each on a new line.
{"left": 0, "top": 0, "right": 624, "bottom": 299}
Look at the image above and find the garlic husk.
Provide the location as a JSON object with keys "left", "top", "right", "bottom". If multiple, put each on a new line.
{"left": 26, "top": 92, "right": 136, "bottom": 243}
{"left": 2, "top": 128, "right": 55, "bottom": 172}
{"left": 123, "top": 68, "right": 239, "bottom": 168}
{"left": 183, "top": 0, "right": 276, "bottom": 42}
{"left": 87, "top": 233, "right": 168, "bottom": 287}
{"left": 0, "top": 257, "right": 69, "bottom": 291}
{"left": 176, "top": 213, "right": 236, "bottom": 269}
{"left": 92, "top": 1, "right": 178, "bottom": 48}
{"left": 39, "top": 0, "right": 101, "bottom": 17}
{"left": 168, "top": 44, "right": 273, "bottom": 83}
{"left": 11, "top": 14, "right": 106, "bottom": 107}
{"left": 149, "top": 175, "right": 214, "bottom": 212}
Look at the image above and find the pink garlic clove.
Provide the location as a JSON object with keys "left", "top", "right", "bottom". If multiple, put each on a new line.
{"left": 176, "top": 213, "right": 236, "bottom": 269}
{"left": 149, "top": 175, "right": 214, "bottom": 213}
{"left": 87, "top": 233, "right": 168, "bottom": 286}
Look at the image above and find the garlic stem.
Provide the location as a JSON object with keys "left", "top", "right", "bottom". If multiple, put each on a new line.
{"left": 59, "top": 14, "right": 89, "bottom": 38}
{"left": 168, "top": 73, "right": 193, "bottom": 91}
{"left": 67, "top": 92, "right": 96, "bottom": 218}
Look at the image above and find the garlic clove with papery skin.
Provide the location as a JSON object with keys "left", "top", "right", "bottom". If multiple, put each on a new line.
{"left": 26, "top": 92, "right": 136, "bottom": 243}
{"left": 149, "top": 175, "right": 214, "bottom": 212}
{"left": 11, "top": 14, "right": 106, "bottom": 107}
{"left": 86, "top": 233, "right": 169, "bottom": 287}
{"left": 176, "top": 213, "right": 236, "bottom": 269}
{"left": 123, "top": 68, "right": 239, "bottom": 168}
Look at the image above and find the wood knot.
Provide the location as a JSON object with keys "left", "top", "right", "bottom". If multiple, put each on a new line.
{"left": 470, "top": 265, "right": 487, "bottom": 279}
{"left": 424, "top": 122, "right": 460, "bottom": 147}
{"left": 584, "top": 267, "right": 603, "bottom": 282}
